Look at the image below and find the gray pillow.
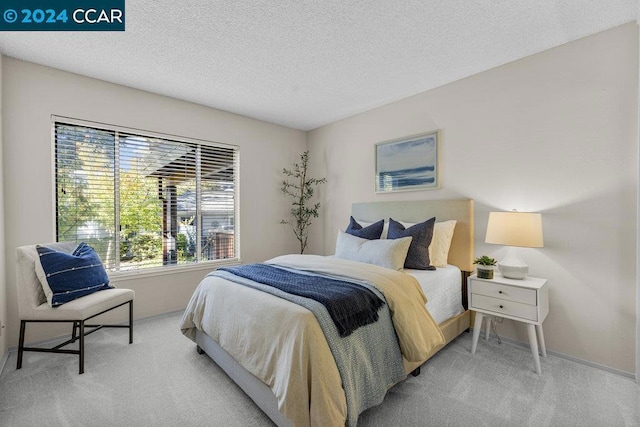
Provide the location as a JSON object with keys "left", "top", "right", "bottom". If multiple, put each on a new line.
{"left": 387, "top": 217, "right": 436, "bottom": 270}
{"left": 345, "top": 216, "right": 384, "bottom": 240}
{"left": 334, "top": 231, "right": 412, "bottom": 270}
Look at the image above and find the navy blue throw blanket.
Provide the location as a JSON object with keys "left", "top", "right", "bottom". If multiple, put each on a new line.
{"left": 219, "top": 264, "right": 385, "bottom": 337}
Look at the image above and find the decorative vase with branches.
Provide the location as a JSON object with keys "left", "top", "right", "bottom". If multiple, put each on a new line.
{"left": 280, "top": 151, "right": 326, "bottom": 254}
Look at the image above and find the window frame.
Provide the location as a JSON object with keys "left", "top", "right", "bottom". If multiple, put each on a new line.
{"left": 50, "top": 115, "right": 241, "bottom": 277}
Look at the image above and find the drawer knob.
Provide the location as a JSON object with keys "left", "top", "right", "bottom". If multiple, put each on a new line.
{"left": 498, "top": 291, "right": 503, "bottom": 294}
{"left": 499, "top": 305, "right": 504, "bottom": 309}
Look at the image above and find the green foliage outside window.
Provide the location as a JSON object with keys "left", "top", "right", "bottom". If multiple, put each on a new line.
{"left": 56, "top": 122, "right": 237, "bottom": 270}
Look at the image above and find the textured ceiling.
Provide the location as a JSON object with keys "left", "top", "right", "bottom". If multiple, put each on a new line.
{"left": 0, "top": 1, "right": 636, "bottom": 130}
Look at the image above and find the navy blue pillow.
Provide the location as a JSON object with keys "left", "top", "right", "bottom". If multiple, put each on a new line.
{"left": 345, "top": 217, "right": 384, "bottom": 240}
{"left": 37, "top": 243, "right": 112, "bottom": 306}
{"left": 387, "top": 217, "right": 436, "bottom": 270}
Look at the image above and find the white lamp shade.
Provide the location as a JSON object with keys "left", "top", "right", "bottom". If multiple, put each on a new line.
{"left": 485, "top": 211, "right": 544, "bottom": 248}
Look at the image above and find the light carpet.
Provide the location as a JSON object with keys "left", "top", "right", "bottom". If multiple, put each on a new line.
{"left": 0, "top": 312, "right": 638, "bottom": 426}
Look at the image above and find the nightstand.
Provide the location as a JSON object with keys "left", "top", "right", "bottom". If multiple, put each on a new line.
{"left": 468, "top": 274, "right": 549, "bottom": 374}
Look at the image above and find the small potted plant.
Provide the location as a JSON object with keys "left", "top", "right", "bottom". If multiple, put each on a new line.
{"left": 474, "top": 255, "right": 497, "bottom": 279}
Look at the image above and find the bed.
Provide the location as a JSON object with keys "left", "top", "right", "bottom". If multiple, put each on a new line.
{"left": 180, "top": 199, "right": 474, "bottom": 426}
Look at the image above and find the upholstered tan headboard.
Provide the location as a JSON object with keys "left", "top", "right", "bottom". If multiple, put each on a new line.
{"left": 351, "top": 199, "right": 474, "bottom": 272}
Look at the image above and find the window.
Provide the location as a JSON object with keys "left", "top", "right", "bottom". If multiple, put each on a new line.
{"left": 54, "top": 118, "right": 239, "bottom": 272}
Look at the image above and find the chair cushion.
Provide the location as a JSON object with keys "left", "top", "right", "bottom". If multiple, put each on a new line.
{"left": 30, "top": 288, "right": 135, "bottom": 321}
{"left": 35, "top": 243, "right": 112, "bottom": 307}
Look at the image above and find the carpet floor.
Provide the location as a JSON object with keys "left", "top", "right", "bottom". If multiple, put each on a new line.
{"left": 0, "top": 311, "right": 638, "bottom": 426}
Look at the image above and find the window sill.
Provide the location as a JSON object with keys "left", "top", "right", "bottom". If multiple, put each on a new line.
{"left": 108, "top": 258, "right": 242, "bottom": 283}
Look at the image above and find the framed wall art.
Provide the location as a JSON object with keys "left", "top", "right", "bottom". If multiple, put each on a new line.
{"left": 375, "top": 130, "right": 440, "bottom": 193}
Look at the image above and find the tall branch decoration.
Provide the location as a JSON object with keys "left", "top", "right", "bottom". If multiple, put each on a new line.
{"left": 280, "top": 151, "right": 326, "bottom": 254}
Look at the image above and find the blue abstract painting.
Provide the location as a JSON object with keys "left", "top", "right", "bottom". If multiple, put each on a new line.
{"left": 375, "top": 131, "right": 439, "bottom": 192}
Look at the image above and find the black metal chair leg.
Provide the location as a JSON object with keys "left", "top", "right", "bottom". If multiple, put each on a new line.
{"left": 17, "top": 320, "right": 26, "bottom": 369}
{"left": 79, "top": 320, "right": 85, "bottom": 374}
{"left": 71, "top": 321, "right": 78, "bottom": 342}
{"left": 128, "top": 301, "right": 133, "bottom": 344}
{"left": 17, "top": 299, "right": 132, "bottom": 374}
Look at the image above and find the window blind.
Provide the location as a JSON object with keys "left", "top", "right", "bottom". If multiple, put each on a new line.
{"left": 54, "top": 120, "right": 238, "bottom": 272}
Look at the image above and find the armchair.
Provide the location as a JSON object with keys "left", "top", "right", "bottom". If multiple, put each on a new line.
{"left": 16, "top": 242, "right": 134, "bottom": 374}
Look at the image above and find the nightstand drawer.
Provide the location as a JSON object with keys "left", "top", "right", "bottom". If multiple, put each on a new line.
{"left": 471, "top": 281, "right": 537, "bottom": 305}
{"left": 471, "top": 294, "right": 538, "bottom": 321}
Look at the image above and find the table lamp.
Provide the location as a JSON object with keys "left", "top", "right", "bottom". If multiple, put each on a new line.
{"left": 485, "top": 211, "right": 543, "bottom": 279}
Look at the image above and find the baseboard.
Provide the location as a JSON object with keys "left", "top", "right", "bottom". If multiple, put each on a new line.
{"left": 0, "top": 350, "right": 8, "bottom": 378}
{"left": 132, "top": 309, "right": 185, "bottom": 325}
{"left": 470, "top": 327, "right": 636, "bottom": 381}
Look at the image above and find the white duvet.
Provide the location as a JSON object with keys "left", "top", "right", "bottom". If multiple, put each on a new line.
{"left": 181, "top": 254, "right": 444, "bottom": 426}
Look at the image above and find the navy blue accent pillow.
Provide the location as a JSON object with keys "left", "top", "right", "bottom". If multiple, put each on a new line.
{"left": 345, "top": 216, "right": 384, "bottom": 240}
{"left": 37, "top": 243, "right": 112, "bottom": 307}
{"left": 387, "top": 217, "right": 436, "bottom": 270}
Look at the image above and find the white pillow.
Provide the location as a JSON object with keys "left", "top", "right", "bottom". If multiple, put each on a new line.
{"left": 334, "top": 230, "right": 412, "bottom": 271}
{"left": 430, "top": 220, "right": 457, "bottom": 268}
{"left": 399, "top": 219, "right": 457, "bottom": 268}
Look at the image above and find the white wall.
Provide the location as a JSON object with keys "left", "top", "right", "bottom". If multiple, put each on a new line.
{"left": 636, "top": 15, "right": 640, "bottom": 384}
{"left": 0, "top": 54, "right": 6, "bottom": 362}
{"left": 1, "top": 57, "right": 306, "bottom": 348}
{"left": 308, "top": 23, "right": 638, "bottom": 374}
